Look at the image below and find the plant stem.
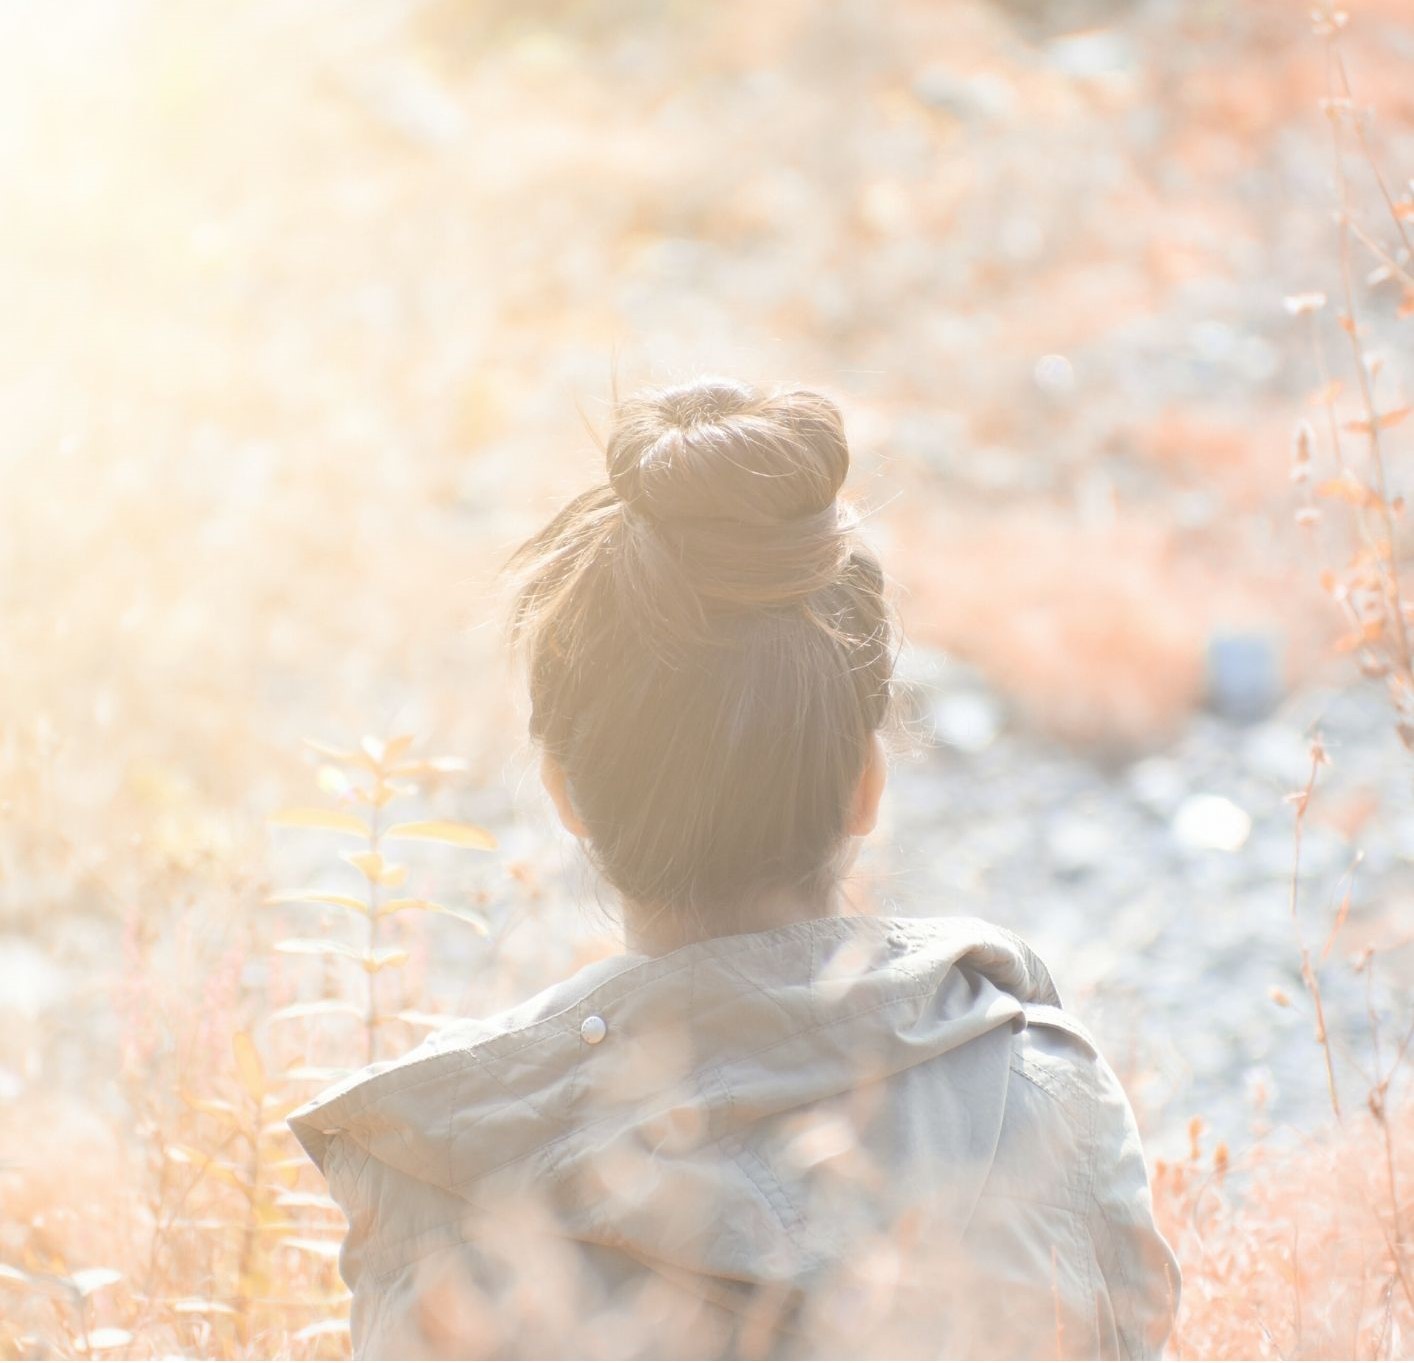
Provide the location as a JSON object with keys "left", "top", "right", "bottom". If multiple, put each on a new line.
{"left": 1325, "top": 37, "right": 1414, "bottom": 691}
{"left": 367, "top": 791, "right": 383, "bottom": 1068}
{"left": 1289, "top": 739, "right": 1342, "bottom": 1122}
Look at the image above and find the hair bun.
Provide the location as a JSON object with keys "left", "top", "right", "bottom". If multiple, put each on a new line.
{"left": 602, "top": 379, "right": 858, "bottom": 618}
{"left": 605, "top": 378, "right": 850, "bottom": 528}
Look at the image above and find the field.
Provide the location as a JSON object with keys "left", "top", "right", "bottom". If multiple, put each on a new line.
{"left": 2, "top": 0, "right": 1413, "bottom": 1356}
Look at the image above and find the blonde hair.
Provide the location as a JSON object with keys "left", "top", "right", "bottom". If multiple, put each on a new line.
{"left": 504, "top": 378, "right": 898, "bottom": 938}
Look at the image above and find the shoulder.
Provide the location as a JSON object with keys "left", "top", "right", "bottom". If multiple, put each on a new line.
{"left": 971, "top": 1000, "right": 1105, "bottom": 1212}
{"left": 984, "top": 989, "right": 1158, "bottom": 1220}
{"left": 418, "top": 948, "right": 646, "bottom": 1054}
{"left": 1008, "top": 1007, "right": 1182, "bottom": 1357}
{"left": 288, "top": 948, "right": 646, "bottom": 1172}
{"left": 1006, "top": 995, "right": 1148, "bottom": 1167}
{"left": 954, "top": 997, "right": 1154, "bottom": 1356}
{"left": 996, "top": 999, "right": 1164, "bottom": 1239}
{"left": 1010, "top": 999, "right": 1103, "bottom": 1102}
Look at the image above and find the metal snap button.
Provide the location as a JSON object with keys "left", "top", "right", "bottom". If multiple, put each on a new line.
{"left": 580, "top": 1014, "right": 607, "bottom": 1045}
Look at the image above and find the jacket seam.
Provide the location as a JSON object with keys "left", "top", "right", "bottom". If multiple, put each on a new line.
{"left": 1081, "top": 1060, "right": 1110, "bottom": 1357}
{"left": 1081, "top": 1065, "right": 1144, "bottom": 1359}
{"left": 1008, "top": 1049, "right": 1089, "bottom": 1108}
{"left": 722, "top": 1135, "right": 810, "bottom": 1238}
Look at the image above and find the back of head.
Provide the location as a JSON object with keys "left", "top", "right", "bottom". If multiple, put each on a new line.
{"left": 505, "top": 378, "right": 897, "bottom": 937}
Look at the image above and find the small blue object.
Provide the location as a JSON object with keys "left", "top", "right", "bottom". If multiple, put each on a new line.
{"left": 1205, "top": 631, "right": 1282, "bottom": 723}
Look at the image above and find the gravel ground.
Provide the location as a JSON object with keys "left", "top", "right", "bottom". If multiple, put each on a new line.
{"left": 881, "top": 646, "right": 1414, "bottom": 1165}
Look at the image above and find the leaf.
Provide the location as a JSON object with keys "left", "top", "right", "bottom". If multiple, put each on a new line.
{"left": 281, "top": 1238, "right": 343, "bottom": 1260}
{"left": 1308, "top": 380, "right": 1343, "bottom": 407}
{"left": 273, "top": 1189, "right": 341, "bottom": 1212}
{"left": 295, "top": 1320, "right": 352, "bottom": 1342}
{"left": 165, "top": 1145, "right": 248, "bottom": 1191}
{"left": 87, "top": 1328, "right": 133, "bottom": 1351}
{"left": 170, "top": 1298, "right": 238, "bottom": 1315}
{"left": 378, "top": 897, "right": 490, "bottom": 934}
{"left": 362, "top": 947, "right": 410, "bottom": 974}
{"left": 180, "top": 1091, "right": 239, "bottom": 1120}
{"left": 264, "top": 890, "right": 369, "bottom": 916}
{"left": 275, "top": 938, "right": 366, "bottom": 964}
{"left": 1344, "top": 405, "right": 1412, "bottom": 434}
{"left": 1333, "top": 618, "right": 1385, "bottom": 653}
{"left": 356, "top": 780, "right": 400, "bottom": 810}
{"left": 268, "top": 999, "right": 363, "bottom": 1024}
{"left": 360, "top": 736, "right": 386, "bottom": 766}
{"left": 269, "top": 808, "right": 370, "bottom": 838}
{"left": 342, "top": 850, "right": 382, "bottom": 879}
{"left": 1315, "top": 473, "right": 1383, "bottom": 508}
{"left": 233, "top": 1032, "right": 266, "bottom": 1102}
{"left": 303, "top": 739, "right": 359, "bottom": 763}
{"left": 341, "top": 850, "right": 407, "bottom": 886}
{"left": 67, "top": 1269, "right": 121, "bottom": 1297}
{"left": 382, "top": 735, "right": 415, "bottom": 765}
{"left": 1321, "top": 872, "right": 1360, "bottom": 963}
{"left": 389, "top": 756, "right": 468, "bottom": 779}
{"left": 383, "top": 820, "right": 497, "bottom": 851}
{"left": 4, "top": 1269, "right": 70, "bottom": 1300}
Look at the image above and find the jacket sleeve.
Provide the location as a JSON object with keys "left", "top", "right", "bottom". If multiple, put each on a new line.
{"left": 1082, "top": 1049, "right": 1182, "bottom": 1359}
{"left": 986, "top": 1007, "right": 1181, "bottom": 1360}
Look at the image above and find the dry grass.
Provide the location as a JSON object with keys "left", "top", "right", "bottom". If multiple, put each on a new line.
{"left": 890, "top": 502, "right": 1321, "bottom": 751}
{"left": 1154, "top": 1099, "right": 1414, "bottom": 1359}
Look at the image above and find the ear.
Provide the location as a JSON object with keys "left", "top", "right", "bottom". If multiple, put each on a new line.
{"left": 540, "top": 751, "right": 590, "bottom": 839}
{"left": 846, "top": 732, "right": 887, "bottom": 837}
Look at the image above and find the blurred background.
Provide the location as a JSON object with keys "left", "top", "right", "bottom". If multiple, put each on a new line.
{"left": 3, "top": 0, "right": 1414, "bottom": 1300}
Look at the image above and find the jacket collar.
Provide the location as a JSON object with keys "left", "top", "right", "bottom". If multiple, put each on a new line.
{"left": 288, "top": 911, "right": 1062, "bottom": 1188}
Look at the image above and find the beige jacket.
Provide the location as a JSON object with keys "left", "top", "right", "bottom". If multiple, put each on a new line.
{"left": 289, "top": 913, "right": 1181, "bottom": 1359}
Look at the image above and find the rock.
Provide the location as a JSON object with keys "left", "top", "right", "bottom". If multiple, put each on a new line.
{"left": 0, "top": 937, "right": 68, "bottom": 1018}
{"left": 1205, "top": 630, "right": 1283, "bottom": 723}
{"left": 1239, "top": 721, "right": 1312, "bottom": 787}
{"left": 1172, "top": 793, "right": 1252, "bottom": 852}
{"left": 1046, "top": 811, "right": 1114, "bottom": 877}
{"left": 1045, "top": 26, "right": 1135, "bottom": 77}
{"left": 911, "top": 66, "right": 1016, "bottom": 123}
{"left": 1126, "top": 755, "right": 1187, "bottom": 816}
{"left": 930, "top": 691, "right": 1007, "bottom": 754}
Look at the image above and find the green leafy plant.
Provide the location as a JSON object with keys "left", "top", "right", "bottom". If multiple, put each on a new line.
{"left": 267, "top": 733, "right": 497, "bottom": 1065}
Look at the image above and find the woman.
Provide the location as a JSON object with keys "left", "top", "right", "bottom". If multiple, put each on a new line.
{"left": 290, "top": 379, "right": 1181, "bottom": 1359}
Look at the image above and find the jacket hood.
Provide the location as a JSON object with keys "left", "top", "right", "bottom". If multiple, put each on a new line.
{"left": 288, "top": 912, "right": 1065, "bottom": 1325}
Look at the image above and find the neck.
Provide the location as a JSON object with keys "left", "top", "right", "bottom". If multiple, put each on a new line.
{"left": 622, "top": 881, "right": 843, "bottom": 958}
